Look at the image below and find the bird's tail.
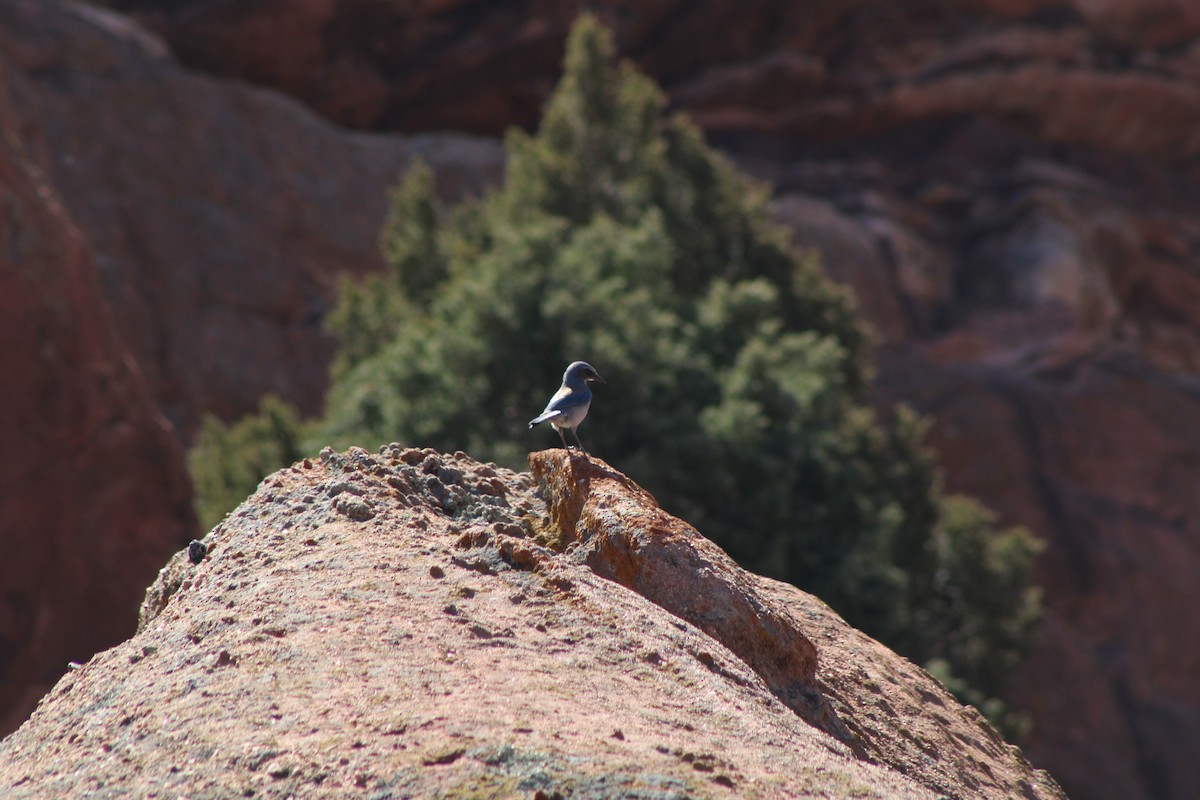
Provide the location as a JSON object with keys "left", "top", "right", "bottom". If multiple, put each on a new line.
{"left": 528, "top": 410, "right": 561, "bottom": 428}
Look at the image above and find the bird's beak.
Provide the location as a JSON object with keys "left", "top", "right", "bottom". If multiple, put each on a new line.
{"left": 592, "top": 373, "right": 606, "bottom": 384}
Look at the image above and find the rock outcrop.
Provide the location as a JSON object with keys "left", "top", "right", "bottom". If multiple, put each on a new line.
{"left": 0, "top": 447, "right": 1063, "bottom": 800}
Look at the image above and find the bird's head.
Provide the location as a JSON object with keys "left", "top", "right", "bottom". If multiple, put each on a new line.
{"left": 564, "top": 361, "right": 605, "bottom": 385}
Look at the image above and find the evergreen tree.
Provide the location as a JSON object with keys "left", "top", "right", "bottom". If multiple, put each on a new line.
{"left": 189, "top": 395, "right": 309, "bottom": 530}
{"left": 189, "top": 14, "right": 1042, "bottom": 736}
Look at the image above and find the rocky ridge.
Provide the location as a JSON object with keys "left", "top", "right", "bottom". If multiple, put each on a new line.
{"left": 0, "top": 447, "right": 1063, "bottom": 800}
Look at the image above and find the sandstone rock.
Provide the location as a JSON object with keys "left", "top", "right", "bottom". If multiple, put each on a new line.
{"left": 530, "top": 451, "right": 827, "bottom": 740}
{"left": 0, "top": 83, "right": 194, "bottom": 735}
{"left": 0, "top": 447, "right": 1064, "bottom": 799}
{"left": 872, "top": 344, "right": 1200, "bottom": 800}
{"left": 103, "top": 0, "right": 1200, "bottom": 162}
{"left": 0, "top": 0, "right": 504, "bottom": 438}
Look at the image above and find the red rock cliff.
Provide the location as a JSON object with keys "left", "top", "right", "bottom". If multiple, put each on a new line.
{"left": 0, "top": 67, "right": 194, "bottom": 733}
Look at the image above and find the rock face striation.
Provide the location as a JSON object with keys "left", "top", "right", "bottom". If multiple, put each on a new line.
{"left": 0, "top": 0, "right": 504, "bottom": 438}
{"left": 103, "top": 0, "right": 1200, "bottom": 156}
{"left": 0, "top": 448, "right": 1063, "bottom": 800}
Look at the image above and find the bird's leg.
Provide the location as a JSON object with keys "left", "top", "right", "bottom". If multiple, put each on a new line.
{"left": 572, "top": 428, "right": 587, "bottom": 454}
{"left": 556, "top": 426, "right": 570, "bottom": 451}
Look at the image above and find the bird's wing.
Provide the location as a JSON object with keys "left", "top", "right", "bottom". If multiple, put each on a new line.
{"left": 545, "top": 386, "right": 590, "bottom": 413}
{"left": 528, "top": 386, "right": 590, "bottom": 427}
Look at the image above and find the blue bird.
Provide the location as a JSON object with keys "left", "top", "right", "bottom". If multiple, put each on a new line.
{"left": 529, "top": 361, "right": 605, "bottom": 452}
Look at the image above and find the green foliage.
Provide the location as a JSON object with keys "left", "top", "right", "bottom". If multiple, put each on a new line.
{"left": 325, "top": 272, "right": 408, "bottom": 378}
{"left": 378, "top": 157, "right": 446, "bottom": 306}
{"left": 188, "top": 14, "right": 1042, "bottom": 733}
{"left": 188, "top": 395, "right": 309, "bottom": 530}
{"left": 921, "top": 498, "right": 1044, "bottom": 693}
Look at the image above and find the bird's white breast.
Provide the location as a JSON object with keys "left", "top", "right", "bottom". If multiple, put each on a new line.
{"left": 550, "top": 400, "right": 590, "bottom": 429}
